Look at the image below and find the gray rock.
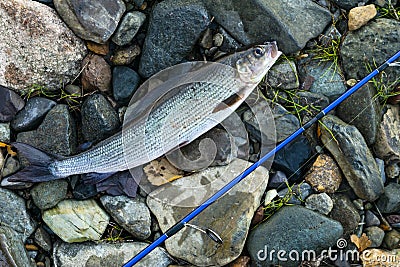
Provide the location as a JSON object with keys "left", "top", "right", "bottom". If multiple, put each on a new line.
{"left": 111, "top": 44, "right": 141, "bottom": 65}
{"left": 147, "top": 158, "right": 269, "bottom": 266}
{"left": 331, "top": 0, "right": 364, "bottom": 9}
{"left": 42, "top": 199, "right": 109, "bottom": 243}
{"left": 112, "top": 66, "right": 141, "bottom": 105}
{"left": 376, "top": 183, "right": 400, "bottom": 214}
{"left": 11, "top": 97, "right": 56, "bottom": 132}
{"left": 330, "top": 194, "right": 361, "bottom": 237}
{"left": 268, "top": 170, "right": 288, "bottom": 188}
{"left": 81, "top": 94, "right": 120, "bottom": 143}
{"left": 0, "top": 188, "right": 36, "bottom": 241}
{"left": 0, "top": 226, "right": 34, "bottom": 267}
{"left": 112, "top": 11, "right": 146, "bottom": 46}
{"left": 100, "top": 195, "right": 151, "bottom": 240}
{"left": 53, "top": 0, "right": 126, "bottom": 43}
{"left": 0, "top": 85, "right": 24, "bottom": 122}
{"left": 53, "top": 241, "right": 172, "bottom": 267}
{"left": 1, "top": 157, "right": 20, "bottom": 178}
{"left": 386, "top": 162, "right": 400, "bottom": 180}
{"left": 204, "top": 0, "right": 331, "bottom": 54}
{"left": 383, "top": 229, "right": 400, "bottom": 250}
{"left": 139, "top": 0, "right": 210, "bottom": 77}
{"left": 167, "top": 128, "right": 236, "bottom": 171}
{"left": 244, "top": 99, "right": 299, "bottom": 143}
{"left": 374, "top": 105, "right": 400, "bottom": 162}
{"left": 295, "top": 91, "right": 330, "bottom": 117}
{"left": 267, "top": 60, "right": 299, "bottom": 90}
{"left": 247, "top": 205, "right": 343, "bottom": 267}
{"left": 0, "top": 0, "right": 86, "bottom": 92}
{"left": 341, "top": 19, "right": 400, "bottom": 87}
{"left": 336, "top": 84, "right": 380, "bottom": 145}
{"left": 34, "top": 227, "right": 52, "bottom": 252}
{"left": 0, "top": 123, "right": 10, "bottom": 143}
{"left": 278, "top": 182, "right": 313, "bottom": 205}
{"left": 305, "top": 193, "right": 334, "bottom": 215}
{"left": 320, "top": 115, "right": 384, "bottom": 201}
{"left": 30, "top": 180, "right": 68, "bottom": 210}
{"left": 376, "top": 158, "right": 386, "bottom": 184}
{"left": 17, "top": 104, "right": 77, "bottom": 156}
{"left": 365, "top": 210, "right": 380, "bottom": 227}
{"left": 298, "top": 58, "right": 346, "bottom": 102}
{"left": 365, "top": 226, "right": 385, "bottom": 248}
{"left": 372, "top": 0, "right": 398, "bottom": 7}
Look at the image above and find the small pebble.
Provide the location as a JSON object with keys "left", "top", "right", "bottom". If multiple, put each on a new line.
{"left": 111, "top": 45, "right": 141, "bottom": 65}
{"left": 305, "top": 193, "right": 333, "bottom": 215}
{"left": 348, "top": 4, "right": 377, "bottom": 31}
{"left": 112, "top": 11, "right": 146, "bottom": 46}
{"left": 0, "top": 123, "right": 10, "bottom": 142}
{"left": 365, "top": 210, "right": 381, "bottom": 227}
{"left": 264, "top": 189, "right": 278, "bottom": 206}
{"left": 365, "top": 226, "right": 385, "bottom": 247}
{"left": 383, "top": 229, "right": 400, "bottom": 249}
{"left": 64, "top": 85, "right": 82, "bottom": 97}
{"left": 268, "top": 170, "right": 288, "bottom": 188}
{"left": 213, "top": 33, "right": 224, "bottom": 47}
{"left": 86, "top": 41, "right": 109, "bottom": 55}
{"left": 112, "top": 66, "right": 141, "bottom": 105}
{"left": 81, "top": 54, "right": 112, "bottom": 93}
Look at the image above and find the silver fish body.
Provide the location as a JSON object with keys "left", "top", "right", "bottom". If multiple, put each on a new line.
{"left": 7, "top": 43, "right": 281, "bottom": 183}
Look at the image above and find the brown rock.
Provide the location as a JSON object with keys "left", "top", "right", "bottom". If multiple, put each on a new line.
{"left": 305, "top": 154, "right": 342, "bottom": 193}
{"left": 86, "top": 41, "right": 109, "bottom": 55}
{"left": 348, "top": 4, "right": 377, "bottom": 31}
{"left": 111, "top": 45, "right": 141, "bottom": 65}
{"left": 81, "top": 54, "right": 111, "bottom": 93}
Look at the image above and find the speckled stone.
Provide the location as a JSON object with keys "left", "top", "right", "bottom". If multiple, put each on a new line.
{"left": 305, "top": 154, "right": 342, "bottom": 193}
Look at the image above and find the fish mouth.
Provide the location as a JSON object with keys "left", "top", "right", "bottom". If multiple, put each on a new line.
{"left": 264, "top": 41, "right": 279, "bottom": 59}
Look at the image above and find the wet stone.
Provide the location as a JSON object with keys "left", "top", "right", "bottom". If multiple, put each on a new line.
{"left": 53, "top": 241, "right": 172, "bottom": 267}
{"left": 42, "top": 199, "right": 109, "bottom": 243}
{"left": 34, "top": 227, "right": 52, "bottom": 252}
{"left": 305, "top": 154, "right": 343, "bottom": 193}
{"left": 11, "top": 97, "right": 56, "bottom": 132}
{"left": 111, "top": 45, "right": 141, "bottom": 65}
{"left": 267, "top": 170, "right": 288, "bottom": 188}
{"left": 167, "top": 128, "right": 236, "bottom": 172}
{"left": 0, "top": 0, "right": 87, "bottom": 92}
{"left": 267, "top": 60, "right": 299, "bottom": 90}
{"left": 376, "top": 183, "right": 400, "bottom": 214}
{"left": 365, "top": 210, "right": 381, "bottom": 227}
{"left": 278, "top": 182, "right": 313, "bottom": 205}
{"left": 147, "top": 159, "right": 269, "bottom": 266}
{"left": 298, "top": 58, "right": 346, "bottom": 102}
{"left": 100, "top": 195, "right": 151, "bottom": 240}
{"left": 112, "top": 11, "right": 146, "bottom": 46}
{"left": 374, "top": 105, "right": 400, "bottom": 162}
{"left": 81, "top": 94, "right": 120, "bottom": 143}
{"left": 30, "top": 179, "right": 68, "bottom": 210}
{"left": 305, "top": 193, "right": 334, "bottom": 215}
{"left": 139, "top": 0, "right": 210, "bottom": 77}
{"left": 0, "top": 123, "right": 10, "bottom": 143}
{"left": 72, "top": 178, "right": 98, "bottom": 200}
{"left": 53, "top": 0, "right": 126, "bottom": 43}
{"left": 365, "top": 226, "right": 385, "bottom": 248}
{"left": 0, "top": 86, "right": 24, "bottom": 122}
{"left": 330, "top": 194, "right": 361, "bottom": 237}
{"left": 81, "top": 54, "right": 112, "bottom": 93}
{"left": 336, "top": 84, "right": 380, "bottom": 145}
{"left": 331, "top": 0, "right": 365, "bottom": 9}
{"left": 0, "top": 226, "right": 33, "bottom": 267}
{"left": 17, "top": 104, "right": 77, "bottom": 156}
{"left": 383, "top": 229, "right": 400, "bottom": 250}
{"left": 294, "top": 91, "right": 330, "bottom": 117}
{"left": 1, "top": 157, "right": 20, "bottom": 178}
{"left": 320, "top": 115, "right": 384, "bottom": 201}
{"left": 0, "top": 188, "right": 36, "bottom": 241}
{"left": 204, "top": 0, "right": 331, "bottom": 54}
{"left": 273, "top": 135, "right": 312, "bottom": 182}
{"left": 112, "top": 66, "right": 141, "bottom": 106}
{"left": 341, "top": 19, "right": 400, "bottom": 87}
{"left": 247, "top": 205, "right": 343, "bottom": 267}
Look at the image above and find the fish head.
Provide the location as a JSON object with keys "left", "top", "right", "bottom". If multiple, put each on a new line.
{"left": 236, "top": 42, "right": 282, "bottom": 84}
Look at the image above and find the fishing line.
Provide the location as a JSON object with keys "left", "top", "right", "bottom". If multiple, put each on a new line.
{"left": 123, "top": 51, "right": 400, "bottom": 267}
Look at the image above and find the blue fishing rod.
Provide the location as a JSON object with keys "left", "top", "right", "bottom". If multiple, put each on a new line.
{"left": 123, "top": 50, "right": 400, "bottom": 266}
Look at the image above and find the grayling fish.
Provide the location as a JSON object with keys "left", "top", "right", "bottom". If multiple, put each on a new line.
{"left": 6, "top": 43, "right": 281, "bottom": 183}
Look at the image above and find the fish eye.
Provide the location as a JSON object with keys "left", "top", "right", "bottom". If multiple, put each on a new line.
{"left": 253, "top": 47, "right": 264, "bottom": 58}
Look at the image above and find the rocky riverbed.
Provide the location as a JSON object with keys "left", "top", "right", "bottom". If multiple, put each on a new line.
{"left": 0, "top": 0, "right": 400, "bottom": 266}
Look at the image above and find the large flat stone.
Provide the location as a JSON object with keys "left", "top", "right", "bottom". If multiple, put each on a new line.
{"left": 320, "top": 115, "right": 384, "bottom": 201}
{"left": 147, "top": 158, "right": 269, "bottom": 266}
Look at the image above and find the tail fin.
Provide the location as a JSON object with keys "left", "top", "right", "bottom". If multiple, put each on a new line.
{"left": 4, "top": 142, "right": 61, "bottom": 183}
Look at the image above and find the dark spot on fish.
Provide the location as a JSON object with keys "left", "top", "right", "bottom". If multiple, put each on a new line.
{"left": 212, "top": 93, "right": 243, "bottom": 113}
